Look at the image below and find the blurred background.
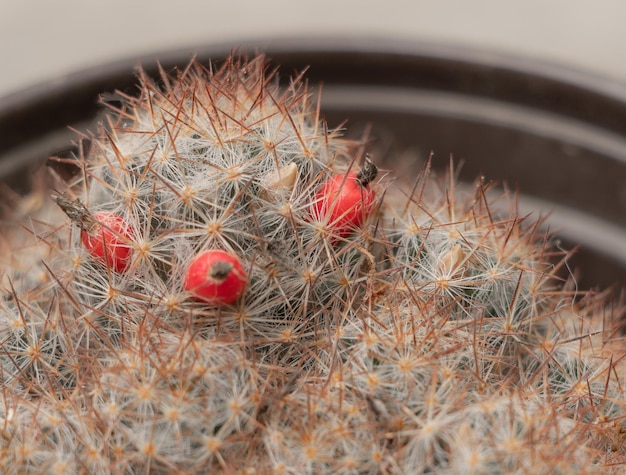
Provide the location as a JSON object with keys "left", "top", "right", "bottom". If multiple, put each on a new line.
{"left": 2, "top": 0, "right": 626, "bottom": 97}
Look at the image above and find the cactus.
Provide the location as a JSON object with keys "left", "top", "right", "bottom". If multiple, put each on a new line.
{"left": 1, "top": 53, "right": 625, "bottom": 473}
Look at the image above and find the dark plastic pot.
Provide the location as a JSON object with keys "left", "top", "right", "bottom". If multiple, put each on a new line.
{"left": 1, "top": 39, "right": 625, "bottom": 293}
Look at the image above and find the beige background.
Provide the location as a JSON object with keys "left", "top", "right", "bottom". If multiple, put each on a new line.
{"left": 1, "top": 0, "right": 626, "bottom": 98}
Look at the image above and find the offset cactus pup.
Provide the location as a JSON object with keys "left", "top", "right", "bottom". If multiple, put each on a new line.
{"left": 0, "top": 45, "right": 625, "bottom": 473}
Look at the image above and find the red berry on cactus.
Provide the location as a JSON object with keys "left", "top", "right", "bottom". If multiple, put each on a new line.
{"left": 311, "top": 158, "right": 377, "bottom": 238}
{"left": 80, "top": 212, "right": 134, "bottom": 272}
{"left": 53, "top": 194, "right": 133, "bottom": 272}
{"left": 184, "top": 250, "right": 246, "bottom": 305}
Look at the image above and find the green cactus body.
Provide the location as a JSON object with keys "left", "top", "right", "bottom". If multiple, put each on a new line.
{"left": 0, "top": 54, "right": 624, "bottom": 474}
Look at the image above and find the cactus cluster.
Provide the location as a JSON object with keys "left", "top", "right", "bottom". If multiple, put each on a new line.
{"left": 1, "top": 54, "right": 625, "bottom": 474}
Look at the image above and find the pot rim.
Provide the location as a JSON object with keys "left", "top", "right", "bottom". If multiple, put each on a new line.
{"left": 3, "top": 35, "right": 626, "bottom": 114}
{"left": 4, "top": 35, "right": 626, "bottom": 176}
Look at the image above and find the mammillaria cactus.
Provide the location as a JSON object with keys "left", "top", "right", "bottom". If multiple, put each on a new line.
{"left": 0, "top": 53, "right": 625, "bottom": 473}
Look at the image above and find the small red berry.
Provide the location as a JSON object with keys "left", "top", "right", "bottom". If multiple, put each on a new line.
{"left": 53, "top": 194, "right": 134, "bottom": 272}
{"left": 311, "top": 162, "right": 377, "bottom": 238}
{"left": 184, "top": 250, "right": 246, "bottom": 305}
{"left": 80, "top": 212, "right": 134, "bottom": 272}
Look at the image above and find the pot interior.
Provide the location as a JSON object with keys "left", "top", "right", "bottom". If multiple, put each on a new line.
{"left": 1, "top": 43, "right": 625, "bottom": 293}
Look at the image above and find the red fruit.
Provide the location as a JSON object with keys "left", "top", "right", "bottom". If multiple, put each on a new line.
{"left": 184, "top": 250, "right": 246, "bottom": 305}
{"left": 311, "top": 172, "right": 376, "bottom": 238}
{"left": 81, "top": 212, "right": 134, "bottom": 272}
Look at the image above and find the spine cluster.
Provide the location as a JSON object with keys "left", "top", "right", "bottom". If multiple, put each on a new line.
{"left": 0, "top": 54, "right": 625, "bottom": 474}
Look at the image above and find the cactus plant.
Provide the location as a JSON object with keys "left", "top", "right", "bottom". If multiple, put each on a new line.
{"left": 0, "top": 53, "right": 625, "bottom": 474}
